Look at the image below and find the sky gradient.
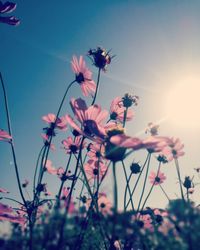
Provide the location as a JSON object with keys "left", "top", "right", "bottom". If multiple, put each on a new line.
{"left": 1, "top": 0, "right": 200, "bottom": 210}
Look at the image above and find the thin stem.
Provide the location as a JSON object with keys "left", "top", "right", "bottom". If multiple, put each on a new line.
{"left": 0, "top": 72, "right": 27, "bottom": 207}
{"left": 174, "top": 158, "right": 185, "bottom": 201}
{"left": 122, "top": 161, "right": 134, "bottom": 211}
{"left": 91, "top": 68, "right": 101, "bottom": 105}
{"left": 33, "top": 145, "right": 45, "bottom": 196}
{"left": 57, "top": 153, "right": 72, "bottom": 200}
{"left": 1, "top": 197, "right": 24, "bottom": 206}
{"left": 140, "top": 162, "right": 161, "bottom": 211}
{"left": 123, "top": 107, "right": 128, "bottom": 128}
{"left": 159, "top": 184, "right": 170, "bottom": 201}
{"left": 112, "top": 162, "right": 118, "bottom": 214}
{"left": 136, "top": 154, "right": 151, "bottom": 213}
{"left": 125, "top": 154, "right": 150, "bottom": 209}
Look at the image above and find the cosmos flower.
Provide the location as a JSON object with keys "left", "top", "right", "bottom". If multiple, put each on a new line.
{"left": 44, "top": 159, "right": 57, "bottom": 175}
{"left": 149, "top": 171, "right": 166, "bottom": 185}
{"left": 110, "top": 134, "right": 169, "bottom": 153}
{"left": 84, "top": 159, "right": 107, "bottom": 180}
{"left": 71, "top": 55, "right": 96, "bottom": 97}
{"left": 62, "top": 135, "right": 85, "bottom": 154}
{"left": 66, "top": 98, "right": 108, "bottom": 141}
{"left": 0, "top": 1, "right": 20, "bottom": 26}
{"left": 0, "top": 129, "right": 12, "bottom": 142}
{"left": 109, "top": 96, "right": 134, "bottom": 123}
{"left": 145, "top": 122, "right": 159, "bottom": 136}
{"left": 162, "top": 137, "right": 184, "bottom": 161}
{"left": 87, "top": 142, "right": 105, "bottom": 161}
{"left": 42, "top": 113, "right": 67, "bottom": 131}
{"left": 88, "top": 47, "right": 113, "bottom": 71}
{"left": 86, "top": 193, "right": 112, "bottom": 215}
{"left": 134, "top": 213, "right": 153, "bottom": 231}
{"left": 0, "top": 202, "right": 13, "bottom": 214}
{"left": 0, "top": 187, "right": 9, "bottom": 193}
{"left": 22, "top": 179, "right": 29, "bottom": 188}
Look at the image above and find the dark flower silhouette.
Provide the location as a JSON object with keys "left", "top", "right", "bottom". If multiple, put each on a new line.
{"left": 0, "top": 1, "right": 20, "bottom": 25}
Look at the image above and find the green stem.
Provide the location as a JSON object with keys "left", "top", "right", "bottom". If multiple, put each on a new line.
{"left": 33, "top": 145, "right": 45, "bottom": 196}
{"left": 125, "top": 154, "right": 150, "bottom": 209}
{"left": 57, "top": 153, "right": 72, "bottom": 200}
{"left": 174, "top": 158, "right": 185, "bottom": 201}
{"left": 136, "top": 154, "right": 151, "bottom": 213}
{"left": 122, "top": 161, "right": 134, "bottom": 211}
{"left": 112, "top": 162, "right": 118, "bottom": 214}
{"left": 159, "top": 184, "right": 170, "bottom": 201}
{"left": 91, "top": 68, "right": 101, "bottom": 105}
{"left": 0, "top": 72, "right": 27, "bottom": 207}
{"left": 140, "top": 162, "right": 161, "bottom": 211}
{"left": 123, "top": 107, "right": 128, "bottom": 128}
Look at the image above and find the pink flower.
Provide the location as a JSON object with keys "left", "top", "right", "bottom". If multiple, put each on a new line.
{"left": 110, "top": 97, "right": 134, "bottom": 123}
{"left": 0, "top": 1, "right": 20, "bottom": 26}
{"left": 110, "top": 134, "right": 168, "bottom": 153}
{"left": 41, "top": 134, "right": 56, "bottom": 151}
{"left": 0, "top": 203, "right": 13, "bottom": 214}
{"left": 22, "top": 179, "right": 29, "bottom": 188}
{"left": 42, "top": 113, "right": 67, "bottom": 131}
{"left": 0, "top": 129, "right": 12, "bottom": 141}
{"left": 86, "top": 193, "right": 112, "bottom": 215}
{"left": 84, "top": 159, "right": 107, "bottom": 180}
{"left": 162, "top": 137, "right": 184, "bottom": 161}
{"left": 98, "top": 193, "right": 112, "bottom": 215}
{"left": 149, "top": 171, "right": 166, "bottom": 185}
{"left": 0, "top": 188, "right": 9, "bottom": 193}
{"left": 110, "top": 134, "right": 142, "bottom": 149}
{"left": 44, "top": 160, "right": 57, "bottom": 175}
{"left": 66, "top": 98, "right": 108, "bottom": 141}
{"left": 134, "top": 213, "right": 153, "bottom": 231}
{"left": 87, "top": 142, "right": 105, "bottom": 161}
{"left": 145, "top": 122, "right": 159, "bottom": 136}
{"left": 60, "top": 187, "right": 75, "bottom": 213}
{"left": 61, "top": 187, "right": 69, "bottom": 200}
{"left": 62, "top": 136, "right": 85, "bottom": 154}
{"left": 71, "top": 55, "right": 96, "bottom": 96}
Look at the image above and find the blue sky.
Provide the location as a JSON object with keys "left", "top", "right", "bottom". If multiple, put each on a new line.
{"left": 1, "top": 0, "right": 200, "bottom": 210}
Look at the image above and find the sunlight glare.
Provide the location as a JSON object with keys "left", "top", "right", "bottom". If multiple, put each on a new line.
{"left": 165, "top": 75, "right": 200, "bottom": 129}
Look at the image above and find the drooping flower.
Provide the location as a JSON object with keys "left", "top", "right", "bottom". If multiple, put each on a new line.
{"left": 183, "top": 176, "right": 194, "bottom": 190}
{"left": 0, "top": 1, "right": 20, "bottom": 25}
{"left": 109, "top": 96, "right": 134, "bottom": 123}
{"left": 162, "top": 137, "right": 184, "bottom": 161}
{"left": 0, "top": 129, "right": 12, "bottom": 142}
{"left": 71, "top": 55, "right": 96, "bottom": 97}
{"left": 62, "top": 135, "right": 85, "bottom": 154}
{"left": 149, "top": 171, "right": 166, "bottom": 185}
{"left": 104, "top": 126, "right": 127, "bottom": 161}
{"left": 88, "top": 47, "right": 113, "bottom": 71}
{"left": 66, "top": 98, "right": 108, "bottom": 141}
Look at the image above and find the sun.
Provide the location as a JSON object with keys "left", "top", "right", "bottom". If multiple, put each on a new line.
{"left": 165, "top": 75, "right": 200, "bottom": 129}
